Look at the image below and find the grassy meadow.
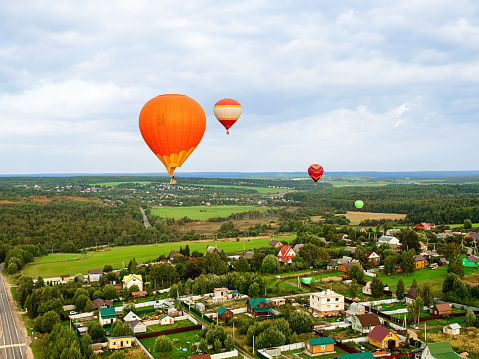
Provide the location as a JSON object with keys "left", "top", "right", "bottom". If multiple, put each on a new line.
{"left": 150, "top": 205, "right": 275, "bottom": 220}
{"left": 23, "top": 236, "right": 294, "bottom": 278}
{"left": 90, "top": 181, "right": 153, "bottom": 187}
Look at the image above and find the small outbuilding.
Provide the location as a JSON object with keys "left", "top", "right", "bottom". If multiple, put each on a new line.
{"left": 443, "top": 323, "right": 461, "bottom": 335}
{"left": 107, "top": 336, "right": 133, "bottom": 350}
{"left": 216, "top": 306, "right": 234, "bottom": 321}
{"left": 304, "top": 337, "right": 336, "bottom": 356}
{"left": 430, "top": 304, "right": 452, "bottom": 316}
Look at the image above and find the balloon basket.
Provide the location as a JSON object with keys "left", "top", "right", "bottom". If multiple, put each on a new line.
{"left": 170, "top": 178, "right": 177, "bottom": 185}
{"left": 226, "top": 131, "right": 229, "bottom": 135}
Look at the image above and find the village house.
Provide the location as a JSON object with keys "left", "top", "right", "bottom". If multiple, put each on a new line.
{"left": 107, "top": 336, "right": 133, "bottom": 350}
{"left": 327, "top": 259, "right": 339, "bottom": 272}
{"left": 405, "top": 287, "right": 418, "bottom": 304}
{"left": 227, "top": 290, "right": 240, "bottom": 299}
{"left": 414, "top": 342, "right": 462, "bottom": 359}
{"left": 271, "top": 298, "right": 286, "bottom": 306}
{"left": 377, "top": 236, "right": 400, "bottom": 247}
{"left": 168, "top": 250, "right": 180, "bottom": 261}
{"left": 386, "top": 229, "right": 401, "bottom": 236}
{"left": 276, "top": 245, "right": 296, "bottom": 264}
{"left": 344, "top": 246, "right": 356, "bottom": 255}
{"left": 247, "top": 298, "right": 272, "bottom": 317}
{"left": 129, "top": 319, "right": 147, "bottom": 334}
{"left": 362, "top": 281, "right": 372, "bottom": 295}
{"left": 415, "top": 255, "right": 427, "bottom": 269}
{"left": 351, "top": 313, "right": 382, "bottom": 334}
{"left": 390, "top": 243, "right": 402, "bottom": 254}
{"left": 338, "top": 263, "right": 354, "bottom": 278}
{"left": 240, "top": 251, "right": 254, "bottom": 260}
{"left": 214, "top": 288, "right": 229, "bottom": 297}
{"left": 88, "top": 270, "right": 103, "bottom": 284}
{"left": 217, "top": 306, "right": 234, "bottom": 321}
{"left": 310, "top": 290, "right": 345, "bottom": 316}
{"left": 367, "top": 326, "right": 400, "bottom": 350}
{"left": 430, "top": 304, "right": 452, "bottom": 316}
{"left": 345, "top": 303, "right": 366, "bottom": 318}
{"left": 464, "top": 232, "right": 479, "bottom": 244}
{"left": 136, "top": 263, "right": 147, "bottom": 271}
{"left": 91, "top": 298, "right": 113, "bottom": 310}
{"left": 335, "top": 353, "right": 375, "bottom": 359}
{"left": 167, "top": 307, "right": 183, "bottom": 317}
{"left": 269, "top": 239, "right": 282, "bottom": 248}
{"left": 122, "top": 274, "right": 144, "bottom": 291}
{"left": 438, "top": 258, "right": 448, "bottom": 266}
{"left": 412, "top": 223, "right": 435, "bottom": 230}
{"left": 461, "top": 255, "right": 479, "bottom": 268}
{"left": 304, "top": 337, "right": 336, "bottom": 356}
{"left": 312, "top": 321, "right": 331, "bottom": 331}
{"left": 205, "top": 246, "right": 219, "bottom": 255}
{"left": 443, "top": 323, "right": 461, "bottom": 335}
{"left": 131, "top": 290, "right": 147, "bottom": 299}
{"left": 123, "top": 311, "right": 141, "bottom": 322}
{"left": 99, "top": 307, "right": 117, "bottom": 326}
{"left": 364, "top": 251, "right": 380, "bottom": 267}
{"left": 293, "top": 243, "right": 305, "bottom": 253}
{"left": 419, "top": 242, "right": 428, "bottom": 252}
{"left": 159, "top": 314, "right": 174, "bottom": 325}
{"left": 59, "top": 275, "right": 70, "bottom": 283}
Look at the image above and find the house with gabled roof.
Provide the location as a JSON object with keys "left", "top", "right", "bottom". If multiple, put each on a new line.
{"left": 159, "top": 314, "right": 174, "bottom": 325}
{"left": 91, "top": 298, "right": 113, "bottom": 310}
{"left": 129, "top": 319, "right": 147, "bottom": 334}
{"left": 415, "top": 255, "right": 427, "bottom": 269}
{"left": 364, "top": 251, "right": 380, "bottom": 266}
{"left": 464, "top": 232, "right": 479, "bottom": 243}
{"left": 122, "top": 274, "right": 143, "bottom": 291}
{"left": 443, "top": 323, "right": 461, "bottom": 335}
{"left": 205, "top": 246, "right": 219, "bottom": 255}
{"left": 377, "top": 236, "right": 400, "bottom": 246}
{"left": 405, "top": 287, "right": 418, "bottom": 304}
{"left": 217, "top": 306, "right": 233, "bottom": 321}
{"left": 269, "top": 240, "right": 282, "bottom": 248}
{"left": 335, "top": 353, "right": 375, "bottom": 359}
{"left": 462, "top": 255, "right": 479, "bottom": 267}
{"left": 430, "top": 304, "right": 451, "bottom": 316}
{"left": 351, "top": 313, "right": 381, "bottom": 334}
{"left": 88, "top": 270, "right": 103, "bottom": 284}
{"left": 276, "top": 245, "right": 296, "bottom": 264}
{"left": 99, "top": 307, "right": 117, "bottom": 326}
{"left": 168, "top": 250, "right": 180, "bottom": 261}
{"left": 417, "top": 342, "right": 462, "bottom": 359}
{"left": 247, "top": 298, "right": 272, "bottom": 317}
{"left": 304, "top": 337, "right": 336, "bottom": 356}
{"left": 327, "top": 259, "right": 339, "bottom": 272}
{"left": 367, "top": 325, "right": 399, "bottom": 349}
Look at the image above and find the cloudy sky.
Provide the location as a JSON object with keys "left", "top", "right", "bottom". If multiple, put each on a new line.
{"left": 1, "top": 0, "right": 479, "bottom": 175}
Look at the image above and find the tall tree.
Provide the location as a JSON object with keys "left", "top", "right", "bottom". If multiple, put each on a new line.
{"left": 400, "top": 230, "right": 420, "bottom": 253}
{"left": 396, "top": 278, "right": 405, "bottom": 300}
{"left": 371, "top": 277, "right": 384, "bottom": 298}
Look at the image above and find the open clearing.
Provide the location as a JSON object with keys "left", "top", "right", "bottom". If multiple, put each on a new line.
{"left": 150, "top": 205, "right": 275, "bottom": 220}
{"left": 343, "top": 211, "right": 407, "bottom": 225}
{"left": 91, "top": 181, "right": 152, "bottom": 187}
{"left": 23, "top": 236, "right": 294, "bottom": 278}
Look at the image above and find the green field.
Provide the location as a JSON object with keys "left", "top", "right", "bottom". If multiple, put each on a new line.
{"left": 150, "top": 205, "right": 276, "bottom": 220}
{"left": 23, "top": 236, "right": 294, "bottom": 278}
{"left": 139, "top": 329, "right": 201, "bottom": 359}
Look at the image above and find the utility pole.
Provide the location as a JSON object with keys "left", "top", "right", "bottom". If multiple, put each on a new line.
{"left": 233, "top": 321, "right": 235, "bottom": 339}
{"left": 253, "top": 335, "right": 255, "bottom": 355}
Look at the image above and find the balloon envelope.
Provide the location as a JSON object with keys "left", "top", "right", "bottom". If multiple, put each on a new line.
{"left": 308, "top": 164, "right": 324, "bottom": 185}
{"left": 139, "top": 94, "right": 206, "bottom": 178}
{"left": 355, "top": 200, "right": 364, "bottom": 209}
{"left": 214, "top": 98, "right": 241, "bottom": 134}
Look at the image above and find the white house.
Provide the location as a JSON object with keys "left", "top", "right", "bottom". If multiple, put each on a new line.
{"left": 88, "top": 270, "right": 103, "bottom": 284}
{"left": 123, "top": 311, "right": 141, "bottom": 322}
{"left": 159, "top": 314, "right": 174, "bottom": 325}
{"left": 122, "top": 274, "right": 143, "bottom": 291}
{"left": 129, "top": 319, "right": 147, "bottom": 334}
{"left": 377, "top": 236, "right": 400, "bottom": 246}
{"left": 277, "top": 245, "right": 296, "bottom": 264}
{"left": 310, "top": 289, "right": 344, "bottom": 316}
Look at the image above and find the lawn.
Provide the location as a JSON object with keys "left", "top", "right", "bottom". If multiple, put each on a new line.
{"left": 192, "top": 184, "right": 291, "bottom": 193}
{"left": 24, "top": 236, "right": 292, "bottom": 278}
{"left": 378, "top": 267, "right": 450, "bottom": 288}
{"left": 139, "top": 329, "right": 202, "bottom": 359}
{"left": 150, "top": 205, "right": 277, "bottom": 220}
{"left": 146, "top": 319, "right": 195, "bottom": 333}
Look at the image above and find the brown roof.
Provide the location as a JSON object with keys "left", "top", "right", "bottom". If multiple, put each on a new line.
{"left": 91, "top": 298, "right": 113, "bottom": 310}
{"left": 367, "top": 325, "right": 393, "bottom": 341}
{"left": 269, "top": 240, "right": 280, "bottom": 246}
{"left": 131, "top": 291, "right": 147, "bottom": 296}
{"left": 168, "top": 250, "right": 180, "bottom": 259}
{"left": 129, "top": 319, "right": 143, "bottom": 329}
{"left": 88, "top": 270, "right": 103, "bottom": 275}
{"left": 405, "top": 287, "right": 417, "bottom": 299}
{"left": 432, "top": 304, "right": 451, "bottom": 312}
{"left": 340, "top": 263, "right": 354, "bottom": 272}
{"left": 59, "top": 275, "right": 69, "bottom": 279}
{"left": 355, "top": 313, "right": 381, "bottom": 328}
{"left": 364, "top": 250, "right": 374, "bottom": 258}
{"left": 415, "top": 255, "right": 426, "bottom": 262}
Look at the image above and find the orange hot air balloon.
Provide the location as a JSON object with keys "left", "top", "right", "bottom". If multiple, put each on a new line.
{"left": 214, "top": 98, "right": 242, "bottom": 135}
{"left": 139, "top": 94, "right": 206, "bottom": 184}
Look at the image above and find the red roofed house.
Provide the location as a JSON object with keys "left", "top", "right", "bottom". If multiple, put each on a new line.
{"left": 367, "top": 326, "right": 400, "bottom": 350}
{"left": 277, "top": 245, "right": 296, "bottom": 264}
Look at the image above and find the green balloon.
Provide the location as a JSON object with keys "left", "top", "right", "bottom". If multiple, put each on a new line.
{"left": 355, "top": 200, "right": 364, "bottom": 209}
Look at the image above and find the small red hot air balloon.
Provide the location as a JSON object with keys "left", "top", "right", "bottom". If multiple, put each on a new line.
{"left": 214, "top": 98, "right": 241, "bottom": 135}
{"left": 308, "top": 164, "right": 324, "bottom": 185}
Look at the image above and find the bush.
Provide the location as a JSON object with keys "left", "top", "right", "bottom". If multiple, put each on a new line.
{"left": 154, "top": 336, "right": 172, "bottom": 352}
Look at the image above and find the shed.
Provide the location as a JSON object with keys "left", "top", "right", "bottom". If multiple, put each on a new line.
{"left": 304, "top": 337, "right": 336, "bottom": 355}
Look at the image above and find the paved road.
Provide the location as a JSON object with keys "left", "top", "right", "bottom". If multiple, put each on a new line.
{"left": 0, "top": 264, "right": 26, "bottom": 359}
{"left": 139, "top": 206, "right": 151, "bottom": 228}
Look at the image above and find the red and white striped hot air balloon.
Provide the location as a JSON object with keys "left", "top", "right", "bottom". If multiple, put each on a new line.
{"left": 213, "top": 98, "right": 242, "bottom": 135}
